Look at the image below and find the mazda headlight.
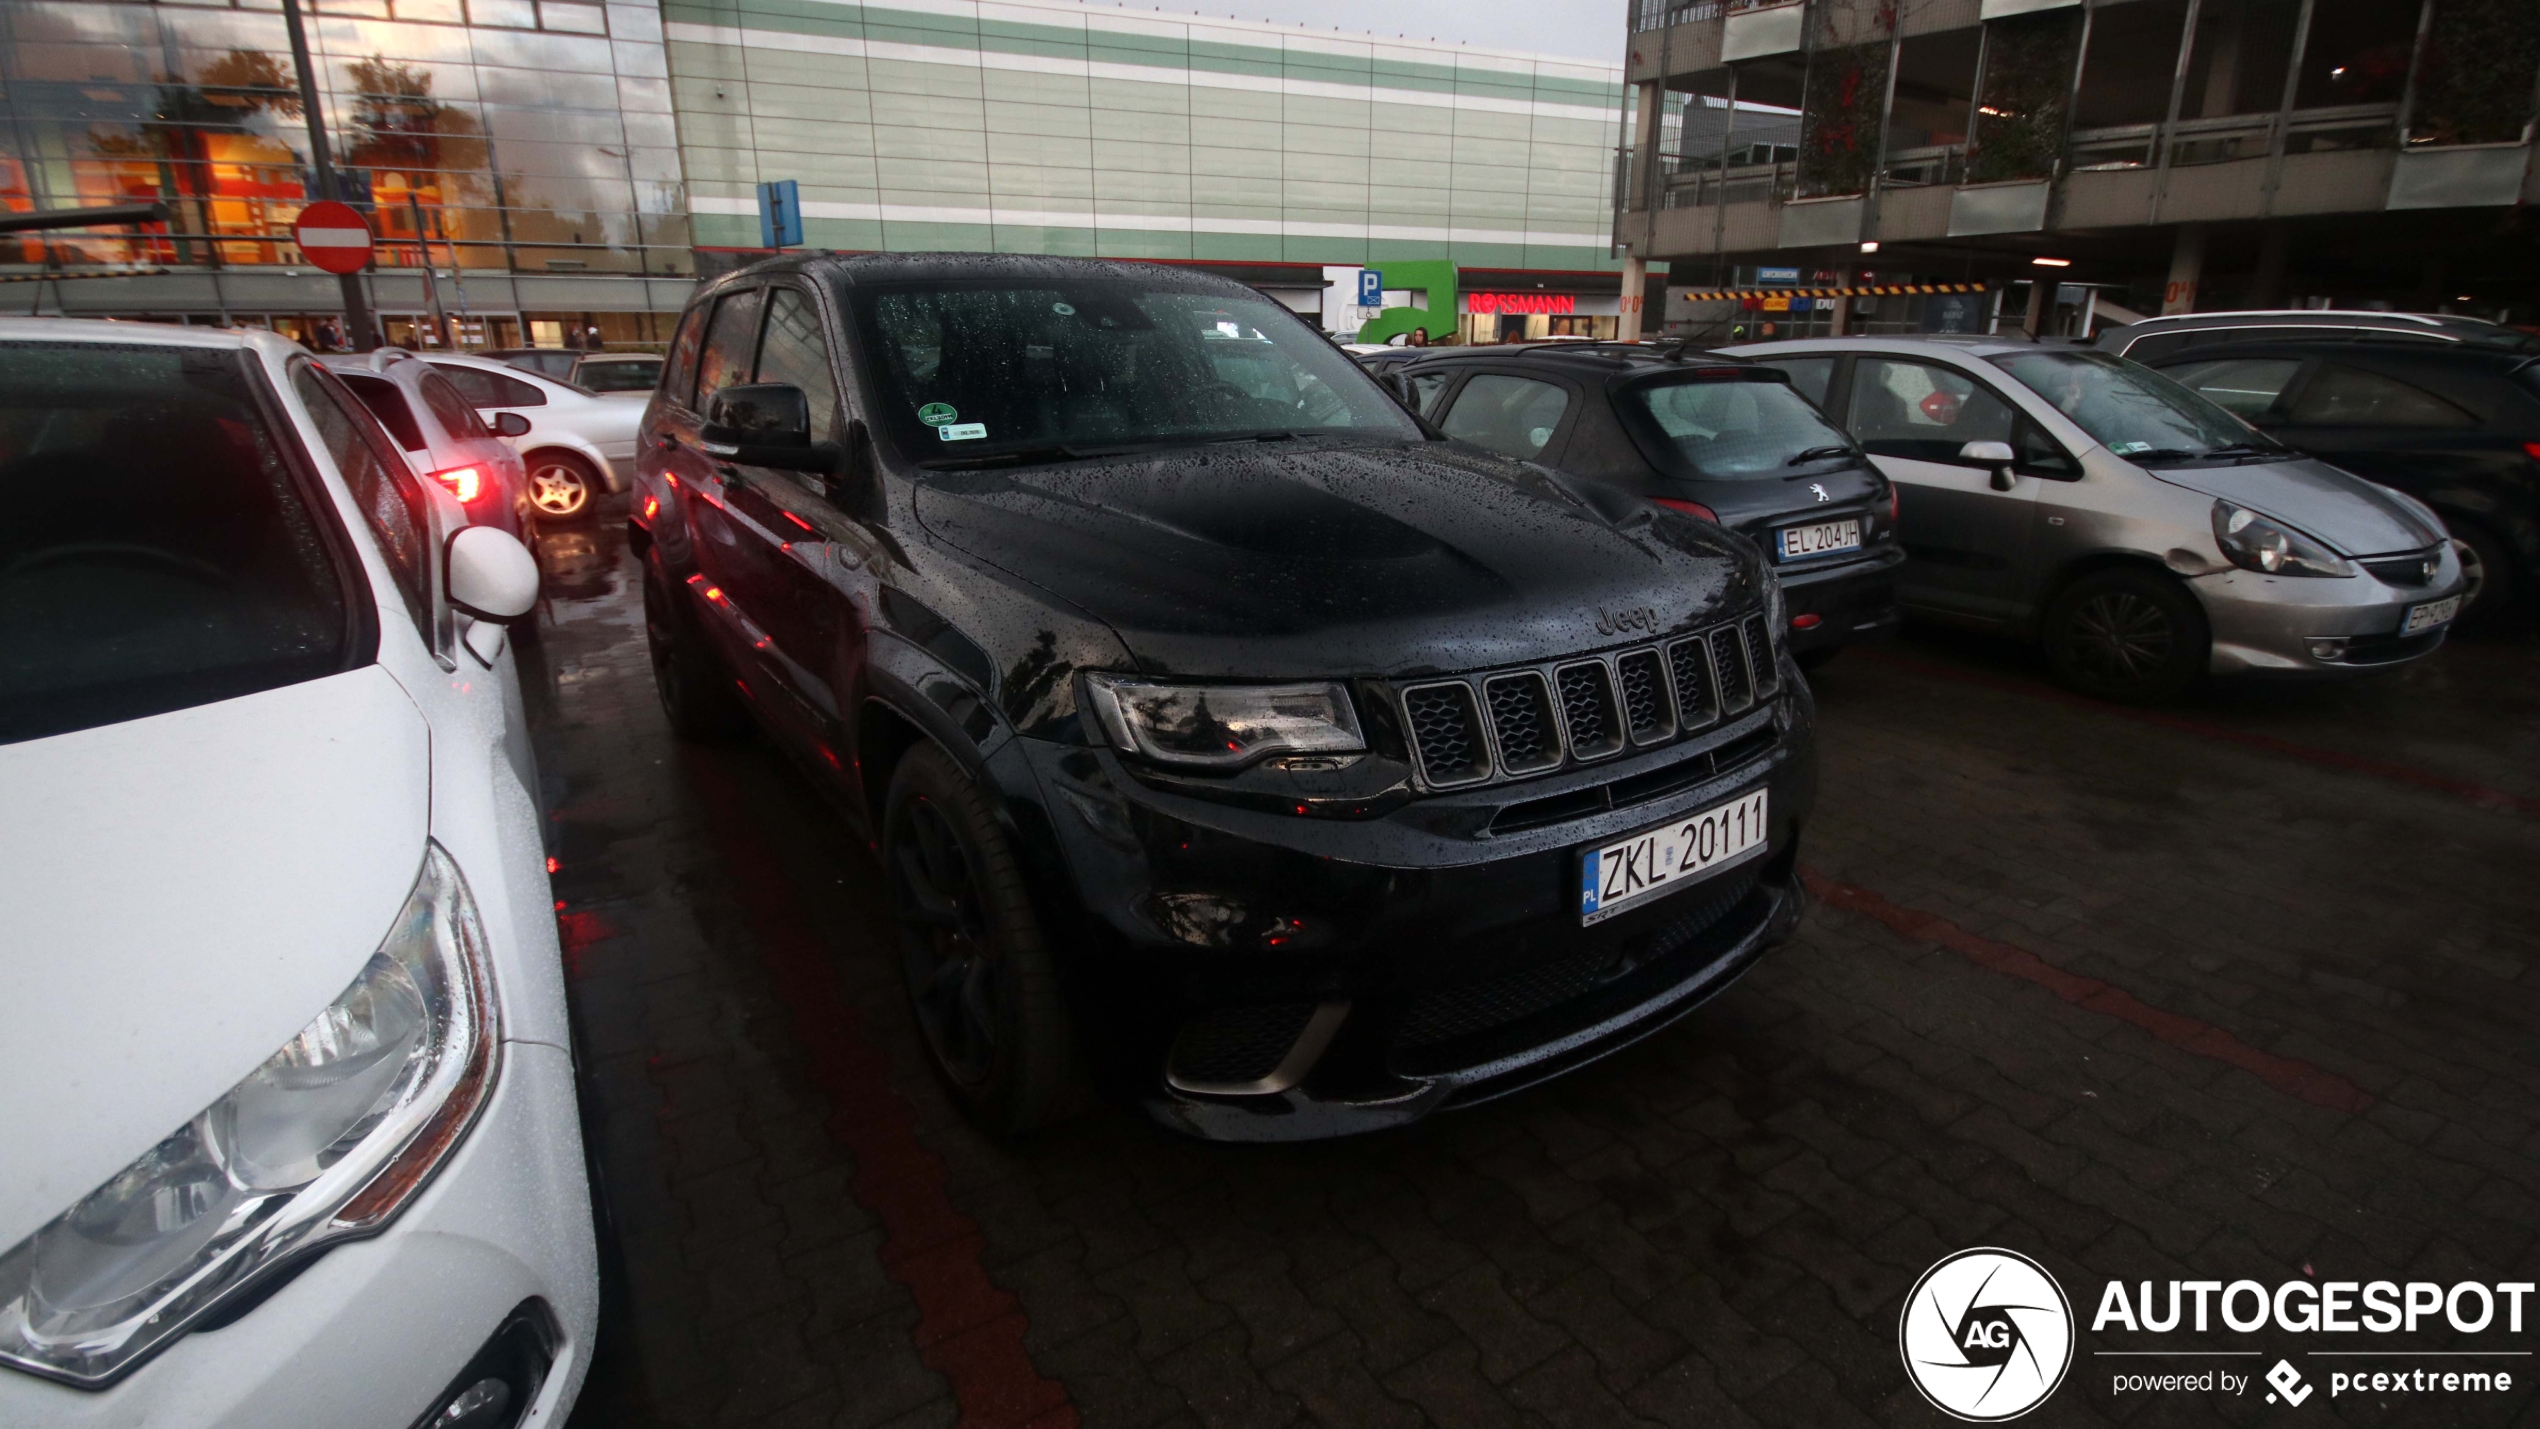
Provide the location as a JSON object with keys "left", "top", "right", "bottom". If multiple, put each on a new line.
{"left": 0, "top": 844, "right": 499, "bottom": 1388}
{"left": 1085, "top": 676, "right": 1364, "bottom": 770}
{"left": 2211, "top": 500, "right": 2352, "bottom": 577}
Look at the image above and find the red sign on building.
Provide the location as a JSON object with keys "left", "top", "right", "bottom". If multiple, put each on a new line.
{"left": 1466, "top": 292, "right": 1577, "bottom": 315}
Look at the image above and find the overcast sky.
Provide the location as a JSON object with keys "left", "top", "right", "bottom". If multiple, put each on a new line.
{"left": 1083, "top": 0, "right": 1631, "bottom": 64}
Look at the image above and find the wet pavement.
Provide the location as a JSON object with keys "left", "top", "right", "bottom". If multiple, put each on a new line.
{"left": 526, "top": 497, "right": 2540, "bottom": 1428}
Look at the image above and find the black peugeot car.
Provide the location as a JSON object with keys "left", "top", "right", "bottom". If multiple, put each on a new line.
{"left": 630, "top": 254, "right": 1814, "bottom": 1141}
{"left": 1369, "top": 343, "right": 1903, "bottom": 666}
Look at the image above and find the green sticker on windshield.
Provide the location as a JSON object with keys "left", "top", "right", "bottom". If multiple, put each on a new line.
{"left": 917, "top": 402, "right": 958, "bottom": 426}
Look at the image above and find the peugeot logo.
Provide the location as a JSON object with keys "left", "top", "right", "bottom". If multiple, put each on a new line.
{"left": 1595, "top": 605, "right": 1660, "bottom": 636}
{"left": 1810, "top": 483, "right": 1832, "bottom": 503}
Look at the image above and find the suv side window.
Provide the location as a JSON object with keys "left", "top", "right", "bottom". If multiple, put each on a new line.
{"left": 1439, "top": 374, "right": 1570, "bottom": 460}
{"left": 694, "top": 289, "right": 766, "bottom": 411}
{"left": 432, "top": 363, "right": 548, "bottom": 409}
{"left": 2289, "top": 364, "right": 2476, "bottom": 427}
{"left": 664, "top": 304, "right": 708, "bottom": 409}
{"left": 1406, "top": 370, "right": 1451, "bottom": 417}
{"left": 1847, "top": 358, "right": 2018, "bottom": 463}
{"left": 416, "top": 371, "right": 492, "bottom": 438}
{"left": 753, "top": 287, "right": 842, "bottom": 445}
{"left": 295, "top": 363, "right": 433, "bottom": 644}
{"left": 2160, "top": 357, "right": 2302, "bottom": 419}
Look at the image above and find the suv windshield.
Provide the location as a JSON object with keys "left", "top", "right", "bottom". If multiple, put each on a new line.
{"left": 1621, "top": 375, "right": 1858, "bottom": 478}
{"left": 1995, "top": 349, "right": 2278, "bottom": 463}
{"left": 848, "top": 281, "right": 1421, "bottom": 461}
{"left": 0, "top": 341, "right": 358, "bottom": 744}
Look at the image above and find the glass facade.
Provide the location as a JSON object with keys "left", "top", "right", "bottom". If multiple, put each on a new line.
{"left": 0, "top": 0, "right": 686, "bottom": 343}
{"left": 663, "top": 0, "right": 1630, "bottom": 274}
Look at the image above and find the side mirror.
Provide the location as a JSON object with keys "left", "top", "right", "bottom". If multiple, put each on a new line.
{"left": 446, "top": 524, "right": 539, "bottom": 623}
{"left": 703, "top": 382, "right": 835, "bottom": 472}
{"left": 491, "top": 411, "right": 532, "bottom": 438}
{"left": 1960, "top": 440, "right": 2018, "bottom": 490}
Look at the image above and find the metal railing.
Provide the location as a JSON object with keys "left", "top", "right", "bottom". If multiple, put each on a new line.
{"left": 1631, "top": 0, "right": 1724, "bottom": 32}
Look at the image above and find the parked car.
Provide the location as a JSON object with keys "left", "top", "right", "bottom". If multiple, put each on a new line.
{"left": 1728, "top": 336, "right": 2467, "bottom": 700}
{"left": 2136, "top": 337, "right": 2540, "bottom": 617}
{"left": 1375, "top": 343, "right": 1902, "bottom": 668}
{"left": 0, "top": 320, "right": 591, "bottom": 1425}
{"left": 323, "top": 349, "right": 536, "bottom": 540}
{"left": 424, "top": 354, "right": 640, "bottom": 522}
{"left": 632, "top": 253, "right": 1813, "bottom": 1141}
{"left": 481, "top": 347, "right": 581, "bottom": 381}
{"left": 2094, "top": 308, "right": 2540, "bottom": 364}
{"left": 568, "top": 352, "right": 663, "bottom": 397}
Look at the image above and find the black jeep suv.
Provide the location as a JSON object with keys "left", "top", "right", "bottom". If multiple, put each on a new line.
{"left": 632, "top": 254, "right": 1814, "bottom": 1141}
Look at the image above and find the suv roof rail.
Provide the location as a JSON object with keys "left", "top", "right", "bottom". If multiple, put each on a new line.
{"left": 2134, "top": 309, "right": 2473, "bottom": 329}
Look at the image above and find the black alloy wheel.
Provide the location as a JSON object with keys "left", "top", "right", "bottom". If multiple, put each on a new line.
{"left": 641, "top": 557, "right": 749, "bottom": 741}
{"left": 883, "top": 743, "right": 1077, "bottom": 1136}
{"left": 2450, "top": 523, "right": 2516, "bottom": 623}
{"left": 2043, "top": 567, "right": 2208, "bottom": 703}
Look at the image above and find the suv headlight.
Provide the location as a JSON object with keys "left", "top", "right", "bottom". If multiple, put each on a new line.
{"left": 1085, "top": 675, "right": 1364, "bottom": 770}
{"left": 2211, "top": 500, "right": 2352, "bottom": 577}
{"left": 0, "top": 844, "right": 499, "bottom": 1388}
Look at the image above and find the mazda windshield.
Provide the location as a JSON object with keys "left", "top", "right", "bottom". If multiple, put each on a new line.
{"left": 0, "top": 342, "right": 360, "bottom": 743}
{"left": 1995, "top": 349, "right": 2288, "bottom": 465}
{"left": 847, "top": 281, "right": 1422, "bottom": 465}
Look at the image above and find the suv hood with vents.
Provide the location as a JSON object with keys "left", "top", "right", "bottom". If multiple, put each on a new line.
{"left": 913, "top": 439, "right": 1762, "bottom": 680}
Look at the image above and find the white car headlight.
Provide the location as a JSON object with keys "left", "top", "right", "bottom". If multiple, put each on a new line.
{"left": 1085, "top": 675, "right": 1365, "bottom": 770}
{"left": 0, "top": 843, "right": 500, "bottom": 1388}
{"left": 2211, "top": 500, "right": 2353, "bottom": 578}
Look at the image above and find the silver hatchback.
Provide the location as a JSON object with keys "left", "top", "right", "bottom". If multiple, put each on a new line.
{"left": 1725, "top": 337, "right": 2467, "bottom": 700}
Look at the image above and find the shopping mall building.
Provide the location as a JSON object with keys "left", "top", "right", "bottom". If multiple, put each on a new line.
{"left": 0, "top": 0, "right": 1656, "bottom": 348}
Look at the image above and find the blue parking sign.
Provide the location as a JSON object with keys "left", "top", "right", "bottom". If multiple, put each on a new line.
{"left": 1358, "top": 269, "right": 1383, "bottom": 306}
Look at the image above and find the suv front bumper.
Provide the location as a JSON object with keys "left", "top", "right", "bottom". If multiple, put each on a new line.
{"left": 999, "top": 682, "right": 1817, "bottom": 1141}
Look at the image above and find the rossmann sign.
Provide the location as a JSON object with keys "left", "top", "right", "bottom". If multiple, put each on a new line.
{"left": 1465, "top": 292, "right": 1576, "bottom": 315}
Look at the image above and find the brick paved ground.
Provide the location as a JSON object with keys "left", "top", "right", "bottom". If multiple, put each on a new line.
{"left": 533, "top": 502, "right": 2540, "bottom": 1428}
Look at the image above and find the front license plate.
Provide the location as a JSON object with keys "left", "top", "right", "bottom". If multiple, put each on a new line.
{"left": 2403, "top": 595, "right": 2460, "bottom": 634}
{"left": 1579, "top": 790, "right": 1770, "bottom": 926}
{"left": 1777, "top": 518, "right": 1861, "bottom": 561}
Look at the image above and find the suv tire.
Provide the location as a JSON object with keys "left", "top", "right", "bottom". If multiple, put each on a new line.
{"left": 2044, "top": 567, "right": 2208, "bottom": 703}
{"left": 883, "top": 742, "right": 1077, "bottom": 1137}
{"left": 2450, "top": 521, "right": 2516, "bottom": 623}
{"left": 642, "top": 557, "right": 750, "bottom": 741}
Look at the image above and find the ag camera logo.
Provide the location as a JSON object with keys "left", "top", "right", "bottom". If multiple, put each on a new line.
{"left": 1901, "top": 1248, "right": 2076, "bottom": 1421}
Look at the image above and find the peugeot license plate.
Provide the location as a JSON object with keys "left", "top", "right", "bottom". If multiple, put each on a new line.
{"left": 2403, "top": 595, "right": 2460, "bottom": 634}
{"left": 1777, "top": 518, "right": 1861, "bottom": 561}
{"left": 1579, "top": 790, "right": 1769, "bottom": 926}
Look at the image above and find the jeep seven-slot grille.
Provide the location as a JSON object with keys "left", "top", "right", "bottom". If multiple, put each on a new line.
{"left": 1395, "top": 615, "right": 1777, "bottom": 791}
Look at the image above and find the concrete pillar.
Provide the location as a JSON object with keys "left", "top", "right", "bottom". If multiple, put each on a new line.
{"left": 2023, "top": 280, "right": 2050, "bottom": 338}
{"left": 2162, "top": 224, "right": 2206, "bottom": 315}
{"left": 1828, "top": 265, "right": 1853, "bottom": 337}
{"left": 1619, "top": 251, "right": 1648, "bottom": 342}
{"left": 2198, "top": 0, "right": 2245, "bottom": 117}
{"left": 2250, "top": 223, "right": 2289, "bottom": 307}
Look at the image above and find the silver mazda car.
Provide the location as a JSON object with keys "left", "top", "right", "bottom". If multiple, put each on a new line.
{"left": 1725, "top": 336, "right": 2467, "bottom": 700}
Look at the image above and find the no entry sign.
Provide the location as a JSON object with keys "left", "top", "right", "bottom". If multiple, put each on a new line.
{"left": 291, "top": 200, "right": 373, "bottom": 275}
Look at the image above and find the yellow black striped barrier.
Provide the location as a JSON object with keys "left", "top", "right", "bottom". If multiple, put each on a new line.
{"left": 1671, "top": 281, "right": 1992, "bottom": 301}
{"left": 0, "top": 266, "right": 176, "bottom": 284}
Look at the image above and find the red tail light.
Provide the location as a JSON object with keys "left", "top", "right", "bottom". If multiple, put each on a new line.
{"left": 1652, "top": 496, "right": 1719, "bottom": 521}
{"left": 2524, "top": 442, "right": 2540, "bottom": 463}
{"left": 1885, "top": 482, "right": 1900, "bottom": 524}
{"left": 433, "top": 465, "right": 484, "bottom": 503}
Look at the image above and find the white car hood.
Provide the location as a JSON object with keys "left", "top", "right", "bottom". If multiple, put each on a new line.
{"left": 0, "top": 666, "right": 430, "bottom": 1251}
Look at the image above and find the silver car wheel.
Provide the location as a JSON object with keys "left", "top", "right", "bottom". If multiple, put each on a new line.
{"left": 2069, "top": 591, "right": 2174, "bottom": 682}
{"left": 528, "top": 459, "right": 592, "bottom": 518}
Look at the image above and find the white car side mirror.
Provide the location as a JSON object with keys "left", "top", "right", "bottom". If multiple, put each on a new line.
{"left": 446, "top": 524, "right": 539, "bottom": 622}
{"left": 1960, "top": 440, "right": 2018, "bottom": 490}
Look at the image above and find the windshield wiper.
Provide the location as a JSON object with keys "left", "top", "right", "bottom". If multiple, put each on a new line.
{"left": 916, "top": 443, "right": 1105, "bottom": 470}
{"left": 1785, "top": 445, "right": 1856, "bottom": 466}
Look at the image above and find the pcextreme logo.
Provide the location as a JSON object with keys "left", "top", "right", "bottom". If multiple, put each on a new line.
{"left": 1900, "top": 1248, "right": 2076, "bottom": 1421}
